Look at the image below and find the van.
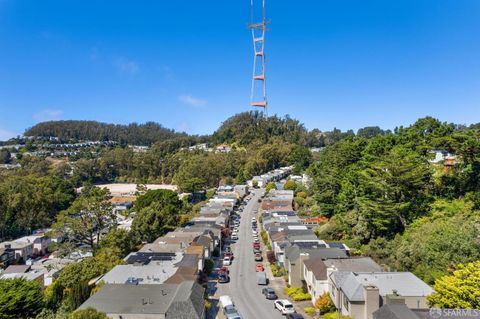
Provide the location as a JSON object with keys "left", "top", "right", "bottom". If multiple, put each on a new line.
{"left": 219, "top": 295, "right": 233, "bottom": 309}
{"left": 256, "top": 271, "right": 267, "bottom": 285}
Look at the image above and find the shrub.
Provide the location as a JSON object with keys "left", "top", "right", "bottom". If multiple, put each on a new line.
{"left": 315, "top": 292, "right": 335, "bottom": 313}
{"left": 70, "top": 308, "right": 109, "bottom": 319}
{"left": 204, "top": 259, "right": 215, "bottom": 275}
{"left": 323, "top": 312, "right": 352, "bottom": 319}
{"left": 297, "top": 191, "right": 307, "bottom": 199}
{"left": 205, "top": 300, "right": 212, "bottom": 312}
{"left": 271, "top": 264, "right": 287, "bottom": 277}
{"left": 304, "top": 307, "right": 316, "bottom": 315}
{"left": 284, "top": 287, "right": 311, "bottom": 301}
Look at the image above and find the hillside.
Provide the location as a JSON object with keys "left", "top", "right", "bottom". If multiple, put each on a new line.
{"left": 24, "top": 120, "right": 185, "bottom": 146}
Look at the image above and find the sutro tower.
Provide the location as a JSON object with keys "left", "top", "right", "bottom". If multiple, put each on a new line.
{"left": 248, "top": 0, "right": 269, "bottom": 114}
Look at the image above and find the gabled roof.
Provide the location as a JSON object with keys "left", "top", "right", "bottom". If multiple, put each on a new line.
{"left": 334, "top": 272, "right": 434, "bottom": 302}
{"left": 79, "top": 281, "right": 205, "bottom": 318}
{"left": 304, "top": 257, "right": 382, "bottom": 281}
{"left": 270, "top": 231, "right": 287, "bottom": 242}
{"left": 286, "top": 245, "right": 348, "bottom": 263}
{"left": 373, "top": 304, "right": 420, "bottom": 319}
{"left": 4, "top": 265, "right": 31, "bottom": 274}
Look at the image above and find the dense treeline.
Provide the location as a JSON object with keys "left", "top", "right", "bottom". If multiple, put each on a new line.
{"left": 0, "top": 175, "right": 76, "bottom": 240}
{"left": 24, "top": 120, "right": 198, "bottom": 146}
{"left": 212, "top": 111, "right": 353, "bottom": 147}
{"left": 22, "top": 112, "right": 355, "bottom": 148}
{"left": 307, "top": 117, "right": 480, "bottom": 283}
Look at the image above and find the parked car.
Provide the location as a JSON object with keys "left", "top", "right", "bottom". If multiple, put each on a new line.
{"left": 274, "top": 300, "right": 295, "bottom": 315}
{"left": 231, "top": 234, "right": 238, "bottom": 240}
{"left": 254, "top": 253, "right": 263, "bottom": 261}
{"left": 223, "top": 256, "right": 232, "bottom": 266}
{"left": 219, "top": 266, "right": 230, "bottom": 274}
{"left": 220, "top": 295, "right": 233, "bottom": 309}
{"left": 262, "top": 287, "right": 278, "bottom": 300}
{"left": 224, "top": 304, "right": 239, "bottom": 317}
{"left": 253, "top": 248, "right": 261, "bottom": 254}
{"left": 224, "top": 252, "right": 233, "bottom": 259}
{"left": 253, "top": 242, "right": 260, "bottom": 249}
{"left": 255, "top": 263, "right": 264, "bottom": 272}
{"left": 285, "top": 314, "right": 304, "bottom": 319}
{"left": 256, "top": 271, "right": 267, "bottom": 285}
{"left": 218, "top": 272, "right": 229, "bottom": 283}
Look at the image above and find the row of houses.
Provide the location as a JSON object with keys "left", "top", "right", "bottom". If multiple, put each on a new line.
{"left": 260, "top": 190, "right": 434, "bottom": 319}
{"left": 247, "top": 166, "right": 293, "bottom": 188}
{"left": 77, "top": 183, "right": 248, "bottom": 318}
{"left": 0, "top": 230, "right": 78, "bottom": 286}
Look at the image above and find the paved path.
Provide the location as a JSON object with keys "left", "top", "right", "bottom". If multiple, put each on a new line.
{"left": 216, "top": 189, "right": 284, "bottom": 319}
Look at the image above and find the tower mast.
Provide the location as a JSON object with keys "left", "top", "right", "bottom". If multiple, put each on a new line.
{"left": 248, "top": 0, "right": 269, "bottom": 115}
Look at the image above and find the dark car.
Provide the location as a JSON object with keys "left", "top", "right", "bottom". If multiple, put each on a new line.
{"left": 262, "top": 287, "right": 278, "bottom": 300}
{"left": 286, "top": 314, "right": 304, "bottom": 319}
{"left": 218, "top": 272, "right": 229, "bottom": 283}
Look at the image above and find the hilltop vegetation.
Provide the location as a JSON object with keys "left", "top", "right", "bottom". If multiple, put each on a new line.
{"left": 306, "top": 117, "right": 480, "bottom": 283}
{"left": 24, "top": 120, "right": 191, "bottom": 146}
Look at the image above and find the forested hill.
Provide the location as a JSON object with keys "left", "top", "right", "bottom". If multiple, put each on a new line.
{"left": 23, "top": 112, "right": 356, "bottom": 147}
{"left": 24, "top": 120, "right": 186, "bottom": 145}
{"left": 212, "top": 111, "right": 353, "bottom": 147}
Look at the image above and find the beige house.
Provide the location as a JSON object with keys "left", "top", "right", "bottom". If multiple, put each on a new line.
{"left": 303, "top": 257, "right": 382, "bottom": 303}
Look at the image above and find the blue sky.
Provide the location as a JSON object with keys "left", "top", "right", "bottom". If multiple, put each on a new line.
{"left": 1, "top": 0, "right": 480, "bottom": 140}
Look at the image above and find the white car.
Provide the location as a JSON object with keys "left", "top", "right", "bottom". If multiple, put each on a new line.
{"left": 223, "top": 256, "right": 232, "bottom": 266}
{"left": 274, "top": 300, "right": 295, "bottom": 315}
{"left": 231, "top": 234, "right": 238, "bottom": 240}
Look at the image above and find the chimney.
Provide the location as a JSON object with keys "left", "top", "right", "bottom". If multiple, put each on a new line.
{"left": 385, "top": 291, "right": 405, "bottom": 305}
{"left": 364, "top": 285, "right": 380, "bottom": 319}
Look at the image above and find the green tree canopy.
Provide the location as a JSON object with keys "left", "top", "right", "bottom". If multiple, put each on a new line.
{"left": 0, "top": 278, "right": 44, "bottom": 319}
{"left": 131, "top": 189, "right": 183, "bottom": 242}
{"left": 428, "top": 261, "right": 480, "bottom": 309}
{"left": 265, "top": 182, "right": 277, "bottom": 193}
{"left": 53, "top": 186, "right": 113, "bottom": 254}
{"left": 70, "top": 308, "right": 109, "bottom": 319}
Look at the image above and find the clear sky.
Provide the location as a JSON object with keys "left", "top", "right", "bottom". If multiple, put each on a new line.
{"left": 1, "top": 0, "right": 480, "bottom": 140}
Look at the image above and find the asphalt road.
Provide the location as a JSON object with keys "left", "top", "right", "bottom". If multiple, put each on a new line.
{"left": 216, "top": 189, "right": 285, "bottom": 319}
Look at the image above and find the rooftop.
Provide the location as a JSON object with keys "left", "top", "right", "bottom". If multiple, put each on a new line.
{"left": 333, "top": 272, "right": 434, "bottom": 302}
{"left": 79, "top": 281, "right": 204, "bottom": 318}
{"left": 304, "top": 257, "right": 382, "bottom": 280}
{"left": 100, "top": 264, "right": 178, "bottom": 285}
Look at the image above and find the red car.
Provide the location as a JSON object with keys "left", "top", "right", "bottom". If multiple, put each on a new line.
{"left": 255, "top": 263, "right": 265, "bottom": 272}
{"left": 219, "top": 266, "right": 230, "bottom": 274}
{"left": 253, "top": 242, "right": 261, "bottom": 249}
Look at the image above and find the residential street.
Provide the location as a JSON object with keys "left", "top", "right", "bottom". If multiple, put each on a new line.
{"left": 216, "top": 189, "right": 285, "bottom": 319}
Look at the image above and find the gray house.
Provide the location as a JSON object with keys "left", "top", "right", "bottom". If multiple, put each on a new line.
{"left": 78, "top": 280, "right": 205, "bottom": 319}
{"left": 285, "top": 243, "right": 348, "bottom": 287}
{"left": 330, "top": 272, "right": 433, "bottom": 319}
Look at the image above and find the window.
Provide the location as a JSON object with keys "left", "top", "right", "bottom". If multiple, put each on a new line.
{"left": 343, "top": 294, "right": 349, "bottom": 311}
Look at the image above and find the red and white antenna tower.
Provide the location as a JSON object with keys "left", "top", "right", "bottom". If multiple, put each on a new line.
{"left": 248, "top": 0, "right": 269, "bottom": 115}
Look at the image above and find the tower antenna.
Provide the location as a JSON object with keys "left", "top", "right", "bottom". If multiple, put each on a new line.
{"left": 248, "top": 0, "right": 269, "bottom": 116}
